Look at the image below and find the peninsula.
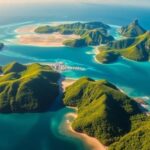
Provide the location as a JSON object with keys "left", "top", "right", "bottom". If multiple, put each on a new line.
{"left": 96, "top": 31, "right": 150, "bottom": 63}
{"left": 63, "top": 77, "right": 150, "bottom": 149}
{"left": 96, "top": 20, "right": 150, "bottom": 63}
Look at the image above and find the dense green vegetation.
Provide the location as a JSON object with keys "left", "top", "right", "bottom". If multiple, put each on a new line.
{"left": 64, "top": 30, "right": 114, "bottom": 47}
{"left": 63, "top": 77, "right": 141, "bottom": 145}
{"left": 96, "top": 31, "right": 150, "bottom": 63}
{"left": 109, "top": 114, "right": 150, "bottom": 150}
{"left": 0, "top": 62, "right": 60, "bottom": 113}
{"left": 35, "top": 22, "right": 114, "bottom": 47}
{"left": 96, "top": 47, "right": 119, "bottom": 63}
{"left": 63, "top": 38, "right": 88, "bottom": 48}
{"left": 120, "top": 20, "right": 146, "bottom": 37}
{"left": 35, "top": 22, "right": 110, "bottom": 34}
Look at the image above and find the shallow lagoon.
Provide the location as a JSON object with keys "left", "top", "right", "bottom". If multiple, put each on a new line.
{"left": 0, "top": 21, "right": 150, "bottom": 150}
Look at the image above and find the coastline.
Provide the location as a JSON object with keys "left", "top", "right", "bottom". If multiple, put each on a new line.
{"left": 64, "top": 112, "right": 107, "bottom": 150}
{"left": 14, "top": 24, "right": 80, "bottom": 47}
{"left": 60, "top": 78, "right": 107, "bottom": 150}
{"left": 61, "top": 78, "right": 77, "bottom": 91}
{"left": 61, "top": 79, "right": 149, "bottom": 150}
{"left": 15, "top": 24, "right": 38, "bottom": 34}
{"left": 93, "top": 46, "right": 103, "bottom": 64}
{"left": 2, "top": 21, "right": 150, "bottom": 150}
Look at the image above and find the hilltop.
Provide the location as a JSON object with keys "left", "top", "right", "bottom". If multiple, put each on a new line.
{"left": 120, "top": 20, "right": 146, "bottom": 37}
{"left": 0, "top": 62, "right": 60, "bottom": 113}
{"left": 35, "top": 22, "right": 110, "bottom": 35}
{"left": 63, "top": 77, "right": 141, "bottom": 145}
{"left": 35, "top": 22, "right": 114, "bottom": 47}
{"left": 96, "top": 31, "right": 150, "bottom": 63}
{"left": 64, "top": 29, "right": 114, "bottom": 47}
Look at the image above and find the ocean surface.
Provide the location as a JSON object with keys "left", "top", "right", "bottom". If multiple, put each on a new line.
{"left": 0, "top": 3, "right": 150, "bottom": 150}
{"left": 0, "top": 3, "right": 150, "bottom": 29}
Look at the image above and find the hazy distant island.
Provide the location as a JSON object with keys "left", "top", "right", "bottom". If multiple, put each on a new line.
{"left": 0, "top": 62, "right": 60, "bottom": 113}
{"left": 35, "top": 22, "right": 114, "bottom": 47}
{"left": 96, "top": 20, "right": 150, "bottom": 63}
{"left": 63, "top": 77, "right": 150, "bottom": 150}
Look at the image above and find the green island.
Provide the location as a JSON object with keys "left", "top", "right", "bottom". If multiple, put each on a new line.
{"left": 63, "top": 29, "right": 114, "bottom": 47}
{"left": 63, "top": 77, "right": 150, "bottom": 149}
{"left": 109, "top": 114, "right": 150, "bottom": 150}
{"left": 120, "top": 20, "right": 146, "bottom": 37}
{"left": 35, "top": 22, "right": 114, "bottom": 47}
{"left": 0, "top": 62, "right": 60, "bottom": 113}
{"left": 0, "top": 62, "right": 150, "bottom": 149}
{"left": 96, "top": 31, "right": 150, "bottom": 63}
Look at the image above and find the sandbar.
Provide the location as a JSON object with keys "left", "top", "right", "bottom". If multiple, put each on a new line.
{"left": 14, "top": 25, "right": 80, "bottom": 47}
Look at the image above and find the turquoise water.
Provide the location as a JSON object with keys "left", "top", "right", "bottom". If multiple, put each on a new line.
{"left": 2, "top": 44, "right": 150, "bottom": 97}
{"left": 0, "top": 21, "right": 150, "bottom": 150}
{"left": 0, "top": 108, "right": 92, "bottom": 150}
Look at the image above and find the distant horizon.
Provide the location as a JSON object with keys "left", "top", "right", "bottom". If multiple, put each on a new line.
{"left": 0, "top": 0, "right": 150, "bottom": 8}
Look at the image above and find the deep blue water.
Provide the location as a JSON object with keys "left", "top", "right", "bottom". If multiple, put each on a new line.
{"left": 0, "top": 3, "right": 149, "bottom": 150}
{"left": 0, "top": 3, "right": 150, "bottom": 29}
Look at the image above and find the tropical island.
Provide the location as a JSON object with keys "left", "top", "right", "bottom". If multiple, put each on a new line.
{"left": 96, "top": 20, "right": 150, "bottom": 63}
{"left": 0, "top": 61, "right": 149, "bottom": 149}
{"left": 0, "top": 18, "right": 150, "bottom": 150}
{"left": 0, "top": 62, "right": 60, "bottom": 113}
{"left": 63, "top": 77, "right": 150, "bottom": 150}
{"left": 35, "top": 22, "right": 114, "bottom": 47}
{"left": 14, "top": 20, "right": 150, "bottom": 64}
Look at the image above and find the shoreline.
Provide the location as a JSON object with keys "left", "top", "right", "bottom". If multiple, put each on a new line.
{"left": 60, "top": 78, "right": 107, "bottom": 150}
{"left": 61, "top": 79, "right": 149, "bottom": 150}
{"left": 93, "top": 46, "right": 104, "bottom": 64}
{"left": 61, "top": 77, "right": 77, "bottom": 91}
{"left": 14, "top": 24, "right": 80, "bottom": 47}
{"left": 64, "top": 112, "right": 107, "bottom": 150}
{"left": 15, "top": 24, "right": 38, "bottom": 34}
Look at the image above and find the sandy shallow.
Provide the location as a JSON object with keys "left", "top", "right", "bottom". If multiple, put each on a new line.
{"left": 15, "top": 25, "right": 37, "bottom": 34}
{"left": 61, "top": 79, "right": 107, "bottom": 150}
{"left": 65, "top": 113, "right": 107, "bottom": 150}
{"left": 61, "top": 78, "right": 76, "bottom": 91}
{"left": 94, "top": 47, "right": 100, "bottom": 55}
{"left": 94, "top": 47, "right": 103, "bottom": 64}
{"left": 14, "top": 25, "right": 80, "bottom": 47}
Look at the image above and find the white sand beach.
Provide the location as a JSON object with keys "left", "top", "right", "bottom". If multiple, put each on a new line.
{"left": 15, "top": 25, "right": 37, "bottom": 34}
{"left": 61, "top": 78, "right": 107, "bottom": 150}
{"left": 61, "top": 78, "right": 76, "bottom": 91}
{"left": 65, "top": 113, "right": 107, "bottom": 150}
{"left": 14, "top": 25, "right": 80, "bottom": 47}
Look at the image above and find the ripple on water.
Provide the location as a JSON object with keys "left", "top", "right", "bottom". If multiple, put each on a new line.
{"left": 0, "top": 22, "right": 150, "bottom": 150}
